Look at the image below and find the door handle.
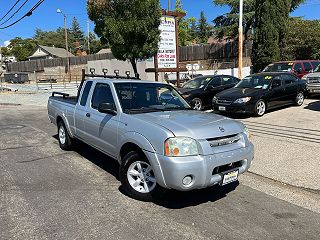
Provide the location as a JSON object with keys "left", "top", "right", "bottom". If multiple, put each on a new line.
{"left": 86, "top": 113, "right": 91, "bottom": 118}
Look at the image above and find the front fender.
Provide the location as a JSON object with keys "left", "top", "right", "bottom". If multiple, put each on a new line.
{"left": 117, "top": 132, "right": 156, "bottom": 160}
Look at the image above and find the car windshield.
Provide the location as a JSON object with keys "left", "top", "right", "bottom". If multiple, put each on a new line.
{"left": 182, "top": 77, "right": 212, "bottom": 89}
{"left": 235, "top": 75, "right": 272, "bottom": 89}
{"left": 114, "top": 83, "right": 192, "bottom": 114}
{"left": 263, "top": 63, "right": 293, "bottom": 72}
{"left": 314, "top": 64, "right": 320, "bottom": 72}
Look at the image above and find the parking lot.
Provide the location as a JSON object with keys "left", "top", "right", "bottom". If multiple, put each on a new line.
{"left": 0, "top": 94, "right": 320, "bottom": 239}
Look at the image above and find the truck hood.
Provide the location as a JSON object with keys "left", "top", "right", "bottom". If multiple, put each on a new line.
{"left": 305, "top": 72, "right": 320, "bottom": 78}
{"left": 132, "top": 110, "right": 244, "bottom": 139}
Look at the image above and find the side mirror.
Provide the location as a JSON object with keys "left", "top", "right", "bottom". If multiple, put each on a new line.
{"left": 98, "top": 103, "right": 117, "bottom": 116}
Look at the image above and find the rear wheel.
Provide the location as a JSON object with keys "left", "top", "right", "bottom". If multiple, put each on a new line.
{"left": 58, "top": 121, "right": 74, "bottom": 151}
{"left": 119, "top": 151, "right": 164, "bottom": 202}
{"left": 254, "top": 99, "right": 266, "bottom": 117}
{"left": 295, "top": 92, "right": 304, "bottom": 106}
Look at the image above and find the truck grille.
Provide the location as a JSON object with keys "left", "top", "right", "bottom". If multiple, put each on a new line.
{"left": 216, "top": 98, "right": 233, "bottom": 105}
{"left": 207, "top": 134, "right": 241, "bottom": 147}
{"left": 308, "top": 77, "right": 320, "bottom": 84}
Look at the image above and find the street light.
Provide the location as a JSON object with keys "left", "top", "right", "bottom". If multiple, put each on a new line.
{"left": 238, "top": 0, "right": 243, "bottom": 79}
{"left": 57, "top": 8, "right": 71, "bottom": 81}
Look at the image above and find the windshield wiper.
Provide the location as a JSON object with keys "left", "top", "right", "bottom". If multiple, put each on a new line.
{"left": 126, "top": 107, "right": 166, "bottom": 114}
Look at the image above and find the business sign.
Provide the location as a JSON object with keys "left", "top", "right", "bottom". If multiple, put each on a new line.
{"left": 157, "top": 16, "right": 177, "bottom": 68}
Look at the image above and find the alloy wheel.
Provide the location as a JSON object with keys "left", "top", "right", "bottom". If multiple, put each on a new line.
{"left": 127, "top": 161, "right": 156, "bottom": 193}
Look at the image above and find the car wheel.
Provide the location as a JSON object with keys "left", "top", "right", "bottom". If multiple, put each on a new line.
{"left": 119, "top": 151, "right": 164, "bottom": 202}
{"left": 295, "top": 92, "right": 304, "bottom": 106}
{"left": 192, "top": 98, "right": 203, "bottom": 111}
{"left": 58, "top": 121, "right": 74, "bottom": 151}
{"left": 254, "top": 99, "right": 266, "bottom": 117}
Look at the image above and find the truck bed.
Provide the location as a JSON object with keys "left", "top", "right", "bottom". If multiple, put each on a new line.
{"left": 50, "top": 92, "right": 77, "bottom": 105}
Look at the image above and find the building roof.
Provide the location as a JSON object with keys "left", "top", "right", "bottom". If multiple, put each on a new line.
{"left": 97, "top": 48, "right": 112, "bottom": 54}
{"left": 28, "top": 45, "right": 74, "bottom": 59}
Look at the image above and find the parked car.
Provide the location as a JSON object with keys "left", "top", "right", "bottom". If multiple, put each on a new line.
{"left": 48, "top": 74, "right": 254, "bottom": 201}
{"left": 213, "top": 72, "right": 307, "bottom": 117}
{"left": 263, "top": 60, "right": 320, "bottom": 79}
{"left": 179, "top": 75, "right": 240, "bottom": 110}
{"left": 301, "top": 65, "right": 320, "bottom": 96}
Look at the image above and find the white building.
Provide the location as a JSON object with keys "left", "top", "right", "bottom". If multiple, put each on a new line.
{"left": 28, "top": 45, "right": 74, "bottom": 61}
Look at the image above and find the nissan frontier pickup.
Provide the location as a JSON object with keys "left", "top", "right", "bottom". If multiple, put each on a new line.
{"left": 48, "top": 73, "right": 254, "bottom": 201}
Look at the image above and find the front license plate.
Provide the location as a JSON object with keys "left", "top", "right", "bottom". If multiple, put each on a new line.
{"left": 221, "top": 170, "right": 239, "bottom": 186}
{"left": 219, "top": 106, "right": 226, "bottom": 111}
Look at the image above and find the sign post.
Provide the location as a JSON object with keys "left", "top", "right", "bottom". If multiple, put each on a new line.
{"left": 146, "top": 10, "right": 187, "bottom": 87}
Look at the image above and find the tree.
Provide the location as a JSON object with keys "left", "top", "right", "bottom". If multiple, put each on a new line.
{"left": 252, "top": 0, "right": 281, "bottom": 72}
{"left": 198, "top": 11, "right": 212, "bottom": 43}
{"left": 88, "top": 0, "right": 162, "bottom": 77}
{"left": 6, "top": 37, "right": 37, "bottom": 61}
{"left": 285, "top": 18, "right": 320, "bottom": 60}
{"left": 71, "top": 17, "right": 85, "bottom": 48}
{"left": 212, "top": 0, "right": 305, "bottom": 39}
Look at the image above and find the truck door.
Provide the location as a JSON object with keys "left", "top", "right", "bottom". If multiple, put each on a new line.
{"left": 74, "top": 81, "right": 93, "bottom": 140}
{"left": 84, "top": 82, "right": 119, "bottom": 157}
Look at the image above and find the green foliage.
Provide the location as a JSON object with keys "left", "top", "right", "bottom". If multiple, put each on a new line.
{"left": 6, "top": 37, "right": 37, "bottom": 61}
{"left": 198, "top": 11, "right": 212, "bottom": 43}
{"left": 72, "top": 17, "right": 85, "bottom": 48}
{"left": 285, "top": 18, "right": 320, "bottom": 60}
{"left": 34, "top": 28, "right": 68, "bottom": 49}
{"left": 175, "top": 1, "right": 212, "bottom": 46}
{"left": 212, "top": 0, "right": 305, "bottom": 39}
{"left": 88, "top": 0, "right": 162, "bottom": 75}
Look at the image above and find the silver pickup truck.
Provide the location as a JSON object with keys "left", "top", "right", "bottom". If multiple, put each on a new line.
{"left": 48, "top": 76, "right": 254, "bottom": 201}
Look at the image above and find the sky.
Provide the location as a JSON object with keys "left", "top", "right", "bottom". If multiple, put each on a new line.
{"left": 0, "top": 0, "right": 319, "bottom": 46}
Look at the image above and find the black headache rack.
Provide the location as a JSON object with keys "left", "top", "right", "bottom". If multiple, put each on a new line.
{"left": 77, "top": 68, "right": 140, "bottom": 101}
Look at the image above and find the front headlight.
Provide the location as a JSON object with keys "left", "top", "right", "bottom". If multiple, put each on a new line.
{"left": 243, "top": 126, "right": 251, "bottom": 139}
{"left": 234, "top": 97, "right": 251, "bottom": 104}
{"left": 212, "top": 96, "right": 218, "bottom": 103}
{"left": 301, "top": 75, "right": 307, "bottom": 81}
{"left": 164, "top": 137, "right": 200, "bottom": 157}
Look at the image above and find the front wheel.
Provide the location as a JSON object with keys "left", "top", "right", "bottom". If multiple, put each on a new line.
{"left": 295, "top": 92, "right": 304, "bottom": 106}
{"left": 192, "top": 98, "right": 203, "bottom": 111}
{"left": 119, "top": 151, "right": 164, "bottom": 202}
{"left": 254, "top": 99, "right": 266, "bottom": 117}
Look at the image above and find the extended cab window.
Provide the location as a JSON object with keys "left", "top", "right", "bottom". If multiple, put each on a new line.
{"left": 80, "top": 81, "right": 93, "bottom": 106}
{"left": 91, "top": 83, "right": 116, "bottom": 110}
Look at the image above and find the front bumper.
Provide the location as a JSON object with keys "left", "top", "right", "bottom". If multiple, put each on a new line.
{"left": 144, "top": 143, "right": 254, "bottom": 191}
{"left": 213, "top": 103, "right": 255, "bottom": 114}
{"left": 307, "top": 84, "right": 320, "bottom": 94}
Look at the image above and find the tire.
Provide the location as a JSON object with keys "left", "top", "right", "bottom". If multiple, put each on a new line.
{"left": 254, "top": 99, "right": 266, "bottom": 117}
{"left": 119, "top": 151, "right": 164, "bottom": 202}
{"left": 295, "top": 92, "right": 304, "bottom": 106}
{"left": 192, "top": 98, "right": 203, "bottom": 111}
{"left": 57, "top": 121, "right": 74, "bottom": 151}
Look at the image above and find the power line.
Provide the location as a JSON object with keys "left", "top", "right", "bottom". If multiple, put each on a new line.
{"left": 0, "top": 0, "right": 22, "bottom": 23}
{"left": 0, "top": 0, "right": 30, "bottom": 26}
{"left": 0, "top": 0, "right": 45, "bottom": 30}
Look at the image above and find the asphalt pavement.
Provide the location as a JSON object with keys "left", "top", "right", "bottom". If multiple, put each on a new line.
{"left": 0, "top": 103, "right": 319, "bottom": 240}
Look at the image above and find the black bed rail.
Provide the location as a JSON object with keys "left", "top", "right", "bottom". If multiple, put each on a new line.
{"left": 52, "top": 92, "right": 70, "bottom": 98}
{"left": 77, "top": 68, "right": 140, "bottom": 101}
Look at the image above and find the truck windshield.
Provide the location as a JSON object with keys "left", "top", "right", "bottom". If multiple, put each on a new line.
{"left": 114, "top": 83, "right": 192, "bottom": 114}
{"left": 263, "top": 63, "right": 292, "bottom": 72}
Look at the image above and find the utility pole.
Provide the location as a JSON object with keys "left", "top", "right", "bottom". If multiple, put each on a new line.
{"left": 87, "top": 20, "right": 90, "bottom": 54}
{"left": 57, "top": 9, "right": 71, "bottom": 82}
{"left": 168, "top": 0, "right": 170, "bottom": 11}
{"left": 238, "top": 0, "right": 243, "bottom": 79}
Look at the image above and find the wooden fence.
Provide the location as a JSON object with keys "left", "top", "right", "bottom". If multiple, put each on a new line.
{"left": 6, "top": 41, "right": 253, "bottom": 73}
{"left": 179, "top": 41, "right": 252, "bottom": 62}
{"left": 6, "top": 53, "right": 114, "bottom": 73}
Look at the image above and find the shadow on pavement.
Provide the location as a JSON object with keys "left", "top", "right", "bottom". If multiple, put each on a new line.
{"left": 304, "top": 100, "right": 320, "bottom": 112}
{"left": 53, "top": 135, "right": 239, "bottom": 208}
{"left": 153, "top": 182, "right": 239, "bottom": 209}
{"left": 53, "top": 134, "right": 120, "bottom": 181}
